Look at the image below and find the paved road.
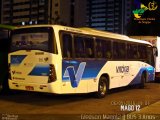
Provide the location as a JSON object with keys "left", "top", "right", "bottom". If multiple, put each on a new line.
{"left": 0, "top": 83, "right": 160, "bottom": 120}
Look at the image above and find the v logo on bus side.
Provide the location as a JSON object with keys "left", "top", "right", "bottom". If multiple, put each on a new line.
{"left": 63, "top": 62, "right": 86, "bottom": 88}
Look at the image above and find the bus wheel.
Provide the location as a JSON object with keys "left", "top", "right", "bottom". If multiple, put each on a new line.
{"left": 95, "top": 76, "right": 109, "bottom": 98}
{"left": 139, "top": 73, "right": 146, "bottom": 89}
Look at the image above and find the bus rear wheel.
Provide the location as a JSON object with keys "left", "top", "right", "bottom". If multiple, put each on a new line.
{"left": 95, "top": 76, "right": 109, "bottom": 98}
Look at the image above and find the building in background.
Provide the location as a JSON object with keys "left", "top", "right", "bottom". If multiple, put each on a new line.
{"left": 1, "top": 0, "right": 86, "bottom": 27}
{"left": 86, "top": 0, "right": 133, "bottom": 34}
{"left": 1, "top": 0, "right": 135, "bottom": 34}
{"left": 1, "top": 0, "right": 48, "bottom": 25}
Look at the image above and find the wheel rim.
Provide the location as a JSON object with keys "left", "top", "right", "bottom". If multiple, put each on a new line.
{"left": 99, "top": 80, "right": 107, "bottom": 95}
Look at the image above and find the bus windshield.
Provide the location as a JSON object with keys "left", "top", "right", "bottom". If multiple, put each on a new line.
{"left": 11, "top": 27, "right": 56, "bottom": 53}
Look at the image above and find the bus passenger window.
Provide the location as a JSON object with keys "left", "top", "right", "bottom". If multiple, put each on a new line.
{"left": 96, "top": 40, "right": 103, "bottom": 58}
{"left": 113, "top": 42, "right": 126, "bottom": 59}
{"left": 106, "top": 51, "right": 112, "bottom": 59}
{"left": 84, "top": 37, "right": 94, "bottom": 58}
{"left": 113, "top": 42, "right": 119, "bottom": 59}
{"left": 138, "top": 45, "right": 147, "bottom": 60}
{"left": 74, "top": 36, "right": 86, "bottom": 58}
{"left": 127, "top": 43, "right": 138, "bottom": 59}
{"left": 62, "top": 33, "right": 72, "bottom": 58}
{"left": 96, "top": 39, "right": 111, "bottom": 59}
{"left": 119, "top": 43, "right": 126, "bottom": 59}
{"left": 103, "top": 41, "right": 112, "bottom": 59}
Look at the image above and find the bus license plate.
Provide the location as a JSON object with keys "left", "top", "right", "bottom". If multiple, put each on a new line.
{"left": 25, "top": 86, "right": 34, "bottom": 91}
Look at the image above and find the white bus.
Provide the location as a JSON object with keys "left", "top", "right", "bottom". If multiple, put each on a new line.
{"left": 130, "top": 36, "right": 160, "bottom": 81}
{"left": 8, "top": 25, "right": 155, "bottom": 98}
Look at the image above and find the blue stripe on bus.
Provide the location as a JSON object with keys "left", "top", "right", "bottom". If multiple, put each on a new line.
{"left": 29, "top": 64, "right": 50, "bottom": 76}
{"left": 129, "top": 66, "right": 155, "bottom": 85}
{"left": 11, "top": 55, "right": 27, "bottom": 65}
{"left": 62, "top": 60, "right": 107, "bottom": 81}
{"left": 62, "top": 60, "right": 154, "bottom": 88}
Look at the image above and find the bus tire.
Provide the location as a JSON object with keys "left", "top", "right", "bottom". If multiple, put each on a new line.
{"left": 95, "top": 76, "right": 109, "bottom": 98}
{"left": 139, "top": 73, "right": 146, "bottom": 89}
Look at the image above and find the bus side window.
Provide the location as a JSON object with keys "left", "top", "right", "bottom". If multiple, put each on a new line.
{"left": 96, "top": 38, "right": 112, "bottom": 59}
{"left": 74, "top": 36, "right": 86, "bottom": 58}
{"left": 96, "top": 39, "right": 103, "bottom": 58}
{"left": 103, "top": 40, "right": 112, "bottom": 59}
{"left": 62, "top": 33, "right": 72, "bottom": 58}
{"left": 127, "top": 43, "right": 138, "bottom": 59}
{"left": 118, "top": 42, "right": 126, "bottom": 59}
{"left": 113, "top": 42, "right": 119, "bottom": 59}
{"left": 138, "top": 45, "right": 147, "bottom": 60}
{"left": 84, "top": 37, "right": 94, "bottom": 58}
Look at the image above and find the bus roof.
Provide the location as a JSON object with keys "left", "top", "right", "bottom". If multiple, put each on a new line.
{"left": 13, "top": 24, "right": 153, "bottom": 46}
{"left": 79, "top": 27, "right": 129, "bottom": 40}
